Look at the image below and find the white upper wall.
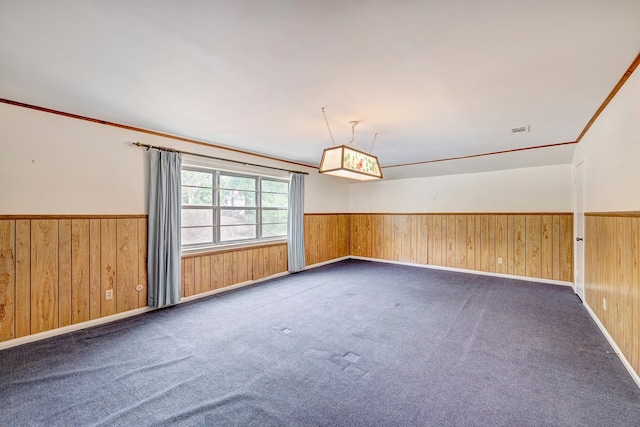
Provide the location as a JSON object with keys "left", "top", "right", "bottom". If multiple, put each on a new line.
{"left": 572, "top": 65, "right": 640, "bottom": 212}
{"left": 349, "top": 164, "right": 572, "bottom": 213}
{"left": 0, "top": 103, "right": 349, "bottom": 214}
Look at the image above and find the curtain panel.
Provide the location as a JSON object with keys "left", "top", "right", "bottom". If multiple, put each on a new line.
{"left": 147, "top": 149, "right": 182, "bottom": 308}
{"left": 287, "top": 173, "right": 305, "bottom": 272}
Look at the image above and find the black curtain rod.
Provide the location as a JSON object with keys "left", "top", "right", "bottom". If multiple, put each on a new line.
{"left": 133, "top": 142, "right": 309, "bottom": 175}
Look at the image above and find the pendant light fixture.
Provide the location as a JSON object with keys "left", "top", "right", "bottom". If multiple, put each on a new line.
{"left": 318, "top": 108, "right": 383, "bottom": 181}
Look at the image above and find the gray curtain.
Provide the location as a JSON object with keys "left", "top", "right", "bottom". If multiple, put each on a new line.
{"left": 287, "top": 173, "right": 305, "bottom": 272}
{"left": 147, "top": 149, "right": 182, "bottom": 308}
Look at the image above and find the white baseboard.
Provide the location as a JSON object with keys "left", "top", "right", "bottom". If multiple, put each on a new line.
{"left": 583, "top": 302, "right": 640, "bottom": 389}
{"left": 0, "top": 307, "right": 155, "bottom": 351}
{"left": 304, "top": 256, "right": 350, "bottom": 270}
{"left": 180, "top": 271, "right": 290, "bottom": 303}
{"left": 348, "top": 256, "right": 573, "bottom": 287}
{"left": 0, "top": 270, "right": 294, "bottom": 352}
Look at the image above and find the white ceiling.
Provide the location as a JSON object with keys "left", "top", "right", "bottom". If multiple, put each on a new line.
{"left": 1, "top": 1, "right": 639, "bottom": 179}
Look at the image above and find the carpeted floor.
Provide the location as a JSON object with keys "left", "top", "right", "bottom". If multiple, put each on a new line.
{"left": 1, "top": 259, "right": 639, "bottom": 426}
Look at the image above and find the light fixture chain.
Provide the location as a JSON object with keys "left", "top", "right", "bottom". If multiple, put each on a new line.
{"left": 321, "top": 107, "right": 336, "bottom": 147}
{"left": 370, "top": 132, "right": 379, "bottom": 153}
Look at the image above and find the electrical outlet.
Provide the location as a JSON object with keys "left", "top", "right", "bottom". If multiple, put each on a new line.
{"left": 603, "top": 297, "right": 607, "bottom": 311}
{"left": 497, "top": 257, "right": 503, "bottom": 264}
{"left": 105, "top": 289, "right": 113, "bottom": 300}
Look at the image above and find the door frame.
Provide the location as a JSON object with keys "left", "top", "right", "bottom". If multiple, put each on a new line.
{"left": 573, "top": 159, "right": 586, "bottom": 301}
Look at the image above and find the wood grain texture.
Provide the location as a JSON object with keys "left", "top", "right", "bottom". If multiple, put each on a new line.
{"left": 480, "top": 215, "right": 491, "bottom": 272}
{"left": 137, "top": 218, "right": 148, "bottom": 308}
{"left": 552, "top": 216, "right": 561, "bottom": 281}
{"left": 71, "top": 219, "right": 90, "bottom": 324}
{"left": 347, "top": 213, "right": 572, "bottom": 283}
{"left": 495, "top": 215, "right": 508, "bottom": 274}
{"left": 525, "top": 215, "right": 541, "bottom": 278}
{"left": 304, "top": 214, "right": 349, "bottom": 266}
{"left": 237, "top": 250, "right": 248, "bottom": 283}
{"left": 0, "top": 215, "right": 149, "bottom": 343}
{"left": 116, "top": 219, "right": 139, "bottom": 313}
{"left": 514, "top": 216, "right": 526, "bottom": 277}
{"left": 223, "top": 252, "right": 234, "bottom": 287}
{"left": 585, "top": 214, "right": 640, "bottom": 378}
{"left": 540, "top": 215, "right": 553, "bottom": 279}
{"left": 100, "top": 219, "right": 117, "bottom": 317}
{"left": 0, "top": 221, "right": 15, "bottom": 341}
{"left": 31, "top": 220, "right": 58, "bottom": 334}
{"left": 89, "top": 219, "right": 101, "bottom": 319}
{"left": 212, "top": 253, "right": 223, "bottom": 289}
{"left": 560, "top": 215, "right": 573, "bottom": 282}
{"left": 183, "top": 257, "right": 195, "bottom": 297}
{"left": 15, "top": 220, "right": 30, "bottom": 337}
{"left": 58, "top": 219, "right": 72, "bottom": 327}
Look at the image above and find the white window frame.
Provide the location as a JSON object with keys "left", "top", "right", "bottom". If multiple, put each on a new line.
{"left": 180, "top": 162, "right": 289, "bottom": 253}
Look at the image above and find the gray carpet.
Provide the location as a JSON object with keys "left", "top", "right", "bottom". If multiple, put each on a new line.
{"left": 1, "top": 259, "right": 639, "bottom": 426}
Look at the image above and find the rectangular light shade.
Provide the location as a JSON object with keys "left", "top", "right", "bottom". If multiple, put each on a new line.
{"left": 319, "top": 145, "right": 383, "bottom": 181}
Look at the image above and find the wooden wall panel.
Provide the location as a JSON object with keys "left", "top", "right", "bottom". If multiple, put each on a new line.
{"left": 212, "top": 253, "right": 224, "bottom": 288}
{"left": 454, "top": 216, "right": 466, "bottom": 269}
{"left": 585, "top": 214, "right": 640, "bottom": 378}
{"left": 0, "top": 215, "right": 148, "bottom": 344}
{"left": 193, "top": 257, "right": 203, "bottom": 296}
{"left": 14, "top": 220, "right": 30, "bottom": 337}
{"left": 31, "top": 220, "right": 58, "bottom": 334}
{"left": 345, "top": 213, "right": 572, "bottom": 284}
{"left": 137, "top": 218, "right": 148, "bottom": 308}
{"left": 552, "top": 216, "right": 561, "bottom": 281}
{"left": 183, "top": 257, "right": 195, "bottom": 297}
{"left": 495, "top": 216, "right": 508, "bottom": 274}
{"left": 432, "top": 215, "right": 442, "bottom": 266}
{"left": 71, "top": 219, "right": 90, "bottom": 324}
{"left": 506, "top": 215, "right": 515, "bottom": 275}
{"left": 559, "top": 215, "right": 573, "bottom": 282}
{"left": 525, "top": 215, "right": 541, "bottom": 278}
{"left": 465, "top": 215, "right": 475, "bottom": 270}
{"left": 383, "top": 215, "right": 392, "bottom": 261}
{"left": 514, "top": 216, "right": 526, "bottom": 277}
{"left": 89, "top": 219, "right": 101, "bottom": 320}
{"left": 58, "top": 220, "right": 72, "bottom": 328}
{"left": 100, "top": 219, "right": 117, "bottom": 317}
{"left": 480, "top": 215, "right": 491, "bottom": 272}
{"left": 304, "top": 214, "right": 349, "bottom": 266}
{"left": 225, "top": 252, "right": 236, "bottom": 287}
{"left": 116, "top": 219, "right": 139, "bottom": 313}
{"left": 446, "top": 215, "right": 456, "bottom": 267}
{"left": 0, "top": 221, "right": 15, "bottom": 341}
{"left": 540, "top": 215, "right": 553, "bottom": 280}
{"left": 181, "top": 242, "right": 289, "bottom": 299}
{"left": 237, "top": 250, "right": 248, "bottom": 283}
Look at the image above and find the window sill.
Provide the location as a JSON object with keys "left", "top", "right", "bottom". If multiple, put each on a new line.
{"left": 181, "top": 239, "right": 288, "bottom": 259}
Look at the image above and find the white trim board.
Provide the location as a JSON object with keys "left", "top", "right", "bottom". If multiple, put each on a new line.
{"left": 583, "top": 302, "right": 640, "bottom": 390}
{"left": 349, "top": 256, "right": 573, "bottom": 287}
{"left": 0, "top": 307, "right": 155, "bottom": 351}
{"left": 0, "top": 269, "right": 302, "bottom": 352}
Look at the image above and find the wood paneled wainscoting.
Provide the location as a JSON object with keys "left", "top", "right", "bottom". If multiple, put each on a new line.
{"left": 304, "top": 214, "right": 350, "bottom": 266}
{"left": 350, "top": 213, "right": 573, "bottom": 282}
{"left": 181, "top": 243, "right": 288, "bottom": 298}
{"left": 0, "top": 216, "right": 148, "bottom": 343}
{"left": 585, "top": 213, "right": 640, "bottom": 378}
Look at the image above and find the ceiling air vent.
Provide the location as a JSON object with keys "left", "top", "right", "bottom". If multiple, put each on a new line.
{"left": 511, "top": 125, "right": 530, "bottom": 135}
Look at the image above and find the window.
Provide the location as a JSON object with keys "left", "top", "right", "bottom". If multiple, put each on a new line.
{"left": 181, "top": 167, "right": 288, "bottom": 250}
